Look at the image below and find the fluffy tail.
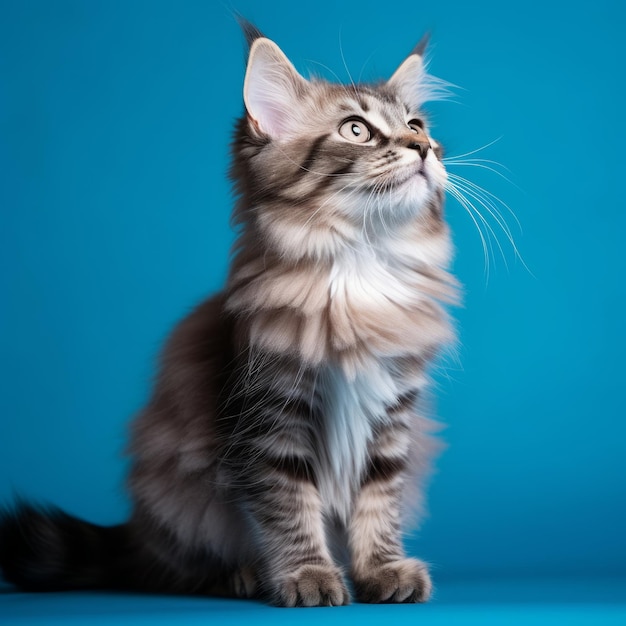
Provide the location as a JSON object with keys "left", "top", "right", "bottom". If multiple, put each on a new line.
{"left": 0, "top": 502, "right": 129, "bottom": 592}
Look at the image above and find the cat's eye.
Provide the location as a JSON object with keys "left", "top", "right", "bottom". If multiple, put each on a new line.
{"left": 339, "top": 119, "right": 371, "bottom": 143}
{"left": 408, "top": 119, "right": 425, "bottom": 132}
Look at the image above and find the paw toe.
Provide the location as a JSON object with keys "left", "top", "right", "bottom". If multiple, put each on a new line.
{"left": 354, "top": 558, "right": 431, "bottom": 604}
{"left": 276, "top": 564, "right": 349, "bottom": 607}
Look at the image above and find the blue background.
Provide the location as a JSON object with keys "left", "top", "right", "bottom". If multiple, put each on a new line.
{"left": 1, "top": 0, "right": 625, "bottom": 622}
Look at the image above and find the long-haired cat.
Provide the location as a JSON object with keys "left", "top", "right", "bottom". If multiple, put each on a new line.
{"left": 0, "top": 23, "right": 459, "bottom": 606}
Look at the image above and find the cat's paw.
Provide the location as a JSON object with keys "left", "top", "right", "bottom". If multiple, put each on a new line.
{"left": 229, "top": 566, "right": 257, "bottom": 598}
{"left": 274, "top": 563, "right": 350, "bottom": 607}
{"left": 353, "top": 558, "right": 432, "bottom": 603}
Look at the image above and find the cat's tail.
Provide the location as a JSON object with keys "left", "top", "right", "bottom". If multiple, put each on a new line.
{"left": 0, "top": 502, "right": 130, "bottom": 591}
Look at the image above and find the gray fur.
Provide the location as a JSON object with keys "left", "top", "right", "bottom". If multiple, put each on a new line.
{"left": 0, "top": 28, "right": 459, "bottom": 607}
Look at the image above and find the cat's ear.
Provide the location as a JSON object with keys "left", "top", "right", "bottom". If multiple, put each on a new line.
{"left": 244, "top": 38, "right": 307, "bottom": 139}
{"left": 387, "top": 34, "right": 437, "bottom": 110}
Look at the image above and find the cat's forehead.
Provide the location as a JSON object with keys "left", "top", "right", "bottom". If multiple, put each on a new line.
{"left": 317, "top": 82, "right": 414, "bottom": 131}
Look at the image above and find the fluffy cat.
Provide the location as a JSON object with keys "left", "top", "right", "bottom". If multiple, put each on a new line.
{"left": 0, "top": 23, "right": 459, "bottom": 606}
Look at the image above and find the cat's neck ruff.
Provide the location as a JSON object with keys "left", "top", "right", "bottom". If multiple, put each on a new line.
{"left": 227, "top": 206, "right": 457, "bottom": 377}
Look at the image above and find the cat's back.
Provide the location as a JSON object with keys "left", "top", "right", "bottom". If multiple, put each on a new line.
{"left": 129, "top": 293, "right": 233, "bottom": 493}
{"left": 126, "top": 293, "right": 262, "bottom": 559}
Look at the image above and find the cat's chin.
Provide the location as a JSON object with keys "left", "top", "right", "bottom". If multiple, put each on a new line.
{"left": 384, "top": 159, "right": 446, "bottom": 221}
{"left": 389, "top": 162, "right": 429, "bottom": 188}
{"left": 381, "top": 176, "right": 436, "bottom": 222}
{"left": 336, "top": 185, "right": 435, "bottom": 231}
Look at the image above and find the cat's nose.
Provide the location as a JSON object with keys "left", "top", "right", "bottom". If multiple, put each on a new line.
{"left": 407, "top": 138, "right": 431, "bottom": 160}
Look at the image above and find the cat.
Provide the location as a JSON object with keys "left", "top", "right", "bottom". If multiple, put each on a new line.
{"left": 0, "top": 22, "right": 459, "bottom": 607}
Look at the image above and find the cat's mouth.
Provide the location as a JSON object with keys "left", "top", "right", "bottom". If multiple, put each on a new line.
{"left": 359, "top": 162, "right": 432, "bottom": 197}
{"left": 385, "top": 162, "right": 430, "bottom": 190}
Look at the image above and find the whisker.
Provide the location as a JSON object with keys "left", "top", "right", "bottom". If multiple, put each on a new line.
{"left": 443, "top": 157, "right": 512, "bottom": 172}
{"left": 444, "top": 160, "right": 515, "bottom": 184}
{"left": 304, "top": 59, "right": 345, "bottom": 84}
{"left": 448, "top": 178, "right": 511, "bottom": 271}
{"left": 447, "top": 178, "right": 534, "bottom": 278}
{"left": 449, "top": 176, "right": 525, "bottom": 249}
{"left": 445, "top": 182, "right": 492, "bottom": 280}
{"left": 338, "top": 27, "right": 360, "bottom": 103}
{"left": 443, "top": 139, "right": 534, "bottom": 277}
{"left": 447, "top": 173, "right": 517, "bottom": 238}
{"left": 377, "top": 191, "right": 392, "bottom": 239}
{"left": 357, "top": 47, "right": 379, "bottom": 83}
{"left": 448, "top": 181, "right": 501, "bottom": 257}
{"left": 443, "top": 137, "right": 503, "bottom": 161}
{"left": 447, "top": 173, "right": 527, "bottom": 260}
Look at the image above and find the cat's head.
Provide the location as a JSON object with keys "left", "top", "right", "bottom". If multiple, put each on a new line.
{"left": 231, "top": 28, "right": 450, "bottom": 261}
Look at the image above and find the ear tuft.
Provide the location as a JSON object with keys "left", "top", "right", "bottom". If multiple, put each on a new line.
{"left": 411, "top": 32, "right": 431, "bottom": 58}
{"left": 236, "top": 15, "right": 265, "bottom": 51}
{"left": 243, "top": 38, "right": 307, "bottom": 139}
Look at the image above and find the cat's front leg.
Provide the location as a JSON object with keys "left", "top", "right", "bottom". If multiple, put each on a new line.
{"left": 349, "top": 421, "right": 432, "bottom": 603}
{"left": 246, "top": 460, "right": 349, "bottom": 606}
{"left": 225, "top": 364, "right": 349, "bottom": 607}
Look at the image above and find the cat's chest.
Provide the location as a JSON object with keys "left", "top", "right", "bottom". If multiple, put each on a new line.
{"left": 230, "top": 233, "right": 454, "bottom": 367}
{"left": 315, "top": 359, "right": 408, "bottom": 521}
{"left": 324, "top": 247, "right": 452, "bottom": 367}
{"left": 328, "top": 249, "right": 414, "bottom": 311}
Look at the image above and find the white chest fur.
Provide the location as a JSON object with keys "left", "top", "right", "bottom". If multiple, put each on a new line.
{"left": 325, "top": 233, "right": 455, "bottom": 369}
{"left": 315, "top": 236, "right": 449, "bottom": 521}
{"left": 317, "top": 360, "right": 401, "bottom": 522}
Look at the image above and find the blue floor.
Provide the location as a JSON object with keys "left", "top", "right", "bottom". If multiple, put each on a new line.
{"left": 2, "top": 577, "right": 625, "bottom": 625}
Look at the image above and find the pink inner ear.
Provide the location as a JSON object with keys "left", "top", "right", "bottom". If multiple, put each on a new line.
{"left": 244, "top": 39, "right": 304, "bottom": 139}
{"left": 247, "top": 91, "right": 292, "bottom": 137}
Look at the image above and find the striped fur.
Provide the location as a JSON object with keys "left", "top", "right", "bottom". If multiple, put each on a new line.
{"left": 0, "top": 27, "right": 459, "bottom": 606}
